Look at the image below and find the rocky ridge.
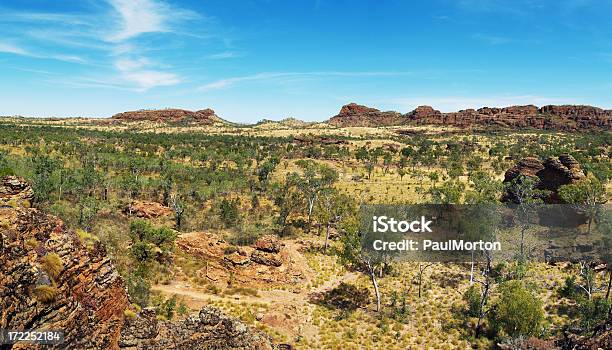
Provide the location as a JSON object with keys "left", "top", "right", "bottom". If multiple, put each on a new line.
{"left": 327, "top": 103, "right": 612, "bottom": 130}
{"left": 112, "top": 108, "right": 221, "bottom": 124}
{"left": 327, "top": 103, "right": 405, "bottom": 127}
{"left": 0, "top": 176, "right": 129, "bottom": 349}
{"left": 0, "top": 176, "right": 276, "bottom": 349}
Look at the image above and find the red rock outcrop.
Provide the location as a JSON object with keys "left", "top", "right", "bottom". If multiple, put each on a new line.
{"left": 119, "top": 307, "right": 274, "bottom": 350}
{"left": 124, "top": 200, "right": 173, "bottom": 219}
{"left": 112, "top": 108, "right": 219, "bottom": 124}
{"left": 327, "top": 103, "right": 612, "bottom": 130}
{"left": 502, "top": 154, "right": 586, "bottom": 203}
{"left": 0, "top": 176, "right": 130, "bottom": 349}
{"left": 254, "top": 234, "right": 283, "bottom": 253}
{"left": 406, "top": 104, "right": 611, "bottom": 130}
{"left": 328, "top": 103, "right": 405, "bottom": 127}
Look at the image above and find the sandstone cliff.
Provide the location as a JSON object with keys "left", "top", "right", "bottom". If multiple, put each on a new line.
{"left": 327, "top": 103, "right": 612, "bottom": 130}
{"left": 406, "top": 104, "right": 612, "bottom": 131}
{"left": 327, "top": 103, "right": 405, "bottom": 127}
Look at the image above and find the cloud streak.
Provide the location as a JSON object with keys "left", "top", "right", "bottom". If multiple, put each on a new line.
{"left": 198, "top": 71, "right": 412, "bottom": 91}
{"left": 0, "top": 41, "right": 86, "bottom": 63}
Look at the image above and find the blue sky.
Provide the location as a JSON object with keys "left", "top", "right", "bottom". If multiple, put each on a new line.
{"left": 1, "top": 0, "right": 611, "bottom": 122}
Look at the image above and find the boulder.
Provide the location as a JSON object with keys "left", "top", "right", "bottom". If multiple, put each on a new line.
{"left": 254, "top": 234, "right": 283, "bottom": 253}
{"left": 0, "top": 176, "right": 33, "bottom": 206}
{"left": 224, "top": 252, "right": 251, "bottom": 266}
{"left": 125, "top": 200, "right": 173, "bottom": 219}
{"left": 502, "top": 154, "right": 586, "bottom": 203}
{"left": 250, "top": 250, "right": 282, "bottom": 267}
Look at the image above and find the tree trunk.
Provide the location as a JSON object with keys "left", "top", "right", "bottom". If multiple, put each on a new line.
{"left": 587, "top": 216, "right": 592, "bottom": 235}
{"left": 470, "top": 250, "right": 475, "bottom": 285}
{"left": 370, "top": 268, "right": 381, "bottom": 312}
{"left": 605, "top": 269, "right": 611, "bottom": 301}
{"left": 475, "top": 253, "right": 492, "bottom": 338}
{"left": 307, "top": 198, "right": 315, "bottom": 231}
{"left": 520, "top": 225, "right": 526, "bottom": 259}
{"left": 324, "top": 223, "right": 330, "bottom": 252}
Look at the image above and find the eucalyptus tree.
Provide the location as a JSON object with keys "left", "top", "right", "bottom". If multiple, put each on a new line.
{"left": 558, "top": 174, "right": 607, "bottom": 234}
{"left": 295, "top": 160, "right": 339, "bottom": 231}
{"left": 314, "top": 187, "right": 354, "bottom": 252}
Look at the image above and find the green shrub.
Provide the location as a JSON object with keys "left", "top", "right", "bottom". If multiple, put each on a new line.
{"left": 177, "top": 302, "right": 189, "bottom": 316}
{"left": 490, "top": 281, "right": 545, "bottom": 338}
{"left": 577, "top": 296, "right": 610, "bottom": 332}
{"left": 127, "top": 274, "right": 151, "bottom": 307}
{"left": 158, "top": 295, "right": 177, "bottom": 320}
{"left": 560, "top": 276, "right": 578, "bottom": 299}
{"left": 318, "top": 282, "right": 370, "bottom": 312}
{"left": 463, "top": 285, "right": 481, "bottom": 317}
{"left": 131, "top": 241, "right": 154, "bottom": 263}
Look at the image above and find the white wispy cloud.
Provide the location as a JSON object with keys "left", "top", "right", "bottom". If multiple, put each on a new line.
{"left": 106, "top": 0, "right": 198, "bottom": 42}
{"left": 198, "top": 71, "right": 412, "bottom": 91}
{"left": 206, "top": 51, "right": 241, "bottom": 59}
{"left": 390, "top": 95, "right": 580, "bottom": 112}
{"left": 100, "top": 0, "right": 199, "bottom": 89}
{"left": 0, "top": 41, "right": 86, "bottom": 63}
{"left": 114, "top": 57, "right": 180, "bottom": 90}
{"left": 0, "top": 42, "right": 29, "bottom": 55}
{"left": 121, "top": 70, "right": 181, "bottom": 90}
{"left": 1, "top": 1, "right": 199, "bottom": 91}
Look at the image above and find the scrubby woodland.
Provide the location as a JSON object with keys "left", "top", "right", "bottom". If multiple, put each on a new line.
{"left": 0, "top": 118, "right": 610, "bottom": 349}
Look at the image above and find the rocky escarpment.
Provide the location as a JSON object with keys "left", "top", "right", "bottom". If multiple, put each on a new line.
{"left": 502, "top": 154, "right": 586, "bottom": 203}
{"left": 112, "top": 108, "right": 221, "bottom": 124}
{"left": 1, "top": 176, "right": 276, "bottom": 350}
{"left": 407, "top": 104, "right": 612, "bottom": 131}
{"left": 0, "top": 176, "right": 130, "bottom": 349}
{"left": 327, "top": 103, "right": 612, "bottom": 130}
{"left": 120, "top": 307, "right": 274, "bottom": 350}
{"left": 327, "top": 103, "right": 404, "bottom": 127}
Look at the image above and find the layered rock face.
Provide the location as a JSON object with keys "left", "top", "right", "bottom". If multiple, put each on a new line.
{"left": 120, "top": 307, "right": 274, "bottom": 350}
{"left": 112, "top": 108, "right": 219, "bottom": 124}
{"left": 0, "top": 176, "right": 129, "bottom": 349}
{"left": 327, "top": 103, "right": 612, "bottom": 130}
{"left": 502, "top": 154, "right": 586, "bottom": 203}
{"left": 327, "top": 103, "right": 405, "bottom": 127}
{"left": 406, "top": 104, "right": 612, "bottom": 130}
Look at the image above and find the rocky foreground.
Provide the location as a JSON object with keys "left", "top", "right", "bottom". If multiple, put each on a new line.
{"left": 328, "top": 103, "right": 612, "bottom": 130}
{"left": 0, "top": 176, "right": 275, "bottom": 350}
